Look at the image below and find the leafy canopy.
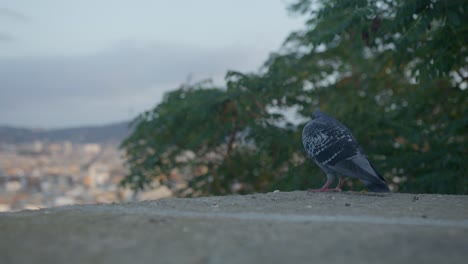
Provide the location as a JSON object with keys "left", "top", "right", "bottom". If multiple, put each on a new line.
{"left": 121, "top": 0, "right": 467, "bottom": 195}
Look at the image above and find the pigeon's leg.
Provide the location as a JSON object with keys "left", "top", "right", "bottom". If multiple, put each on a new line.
{"left": 308, "top": 175, "right": 336, "bottom": 192}
{"left": 332, "top": 177, "right": 346, "bottom": 191}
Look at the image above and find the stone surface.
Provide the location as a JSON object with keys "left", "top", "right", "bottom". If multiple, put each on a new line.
{"left": 1, "top": 191, "right": 467, "bottom": 264}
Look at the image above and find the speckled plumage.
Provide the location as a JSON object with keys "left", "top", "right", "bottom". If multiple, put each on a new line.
{"left": 302, "top": 111, "right": 389, "bottom": 192}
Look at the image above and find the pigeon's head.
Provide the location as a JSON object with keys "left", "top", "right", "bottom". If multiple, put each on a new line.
{"left": 311, "top": 110, "right": 327, "bottom": 120}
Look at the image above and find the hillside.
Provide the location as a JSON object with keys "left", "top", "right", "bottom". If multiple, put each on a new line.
{"left": 0, "top": 121, "right": 132, "bottom": 144}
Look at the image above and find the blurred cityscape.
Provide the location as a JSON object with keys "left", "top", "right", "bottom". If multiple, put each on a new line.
{"left": 0, "top": 124, "right": 172, "bottom": 212}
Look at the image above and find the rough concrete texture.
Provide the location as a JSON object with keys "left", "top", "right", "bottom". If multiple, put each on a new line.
{"left": 1, "top": 191, "right": 467, "bottom": 264}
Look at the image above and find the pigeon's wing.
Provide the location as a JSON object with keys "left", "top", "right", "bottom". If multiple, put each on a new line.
{"left": 330, "top": 154, "right": 387, "bottom": 185}
{"left": 303, "top": 120, "right": 363, "bottom": 166}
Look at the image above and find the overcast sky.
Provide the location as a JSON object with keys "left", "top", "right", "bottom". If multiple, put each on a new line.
{"left": 0, "top": 0, "right": 303, "bottom": 129}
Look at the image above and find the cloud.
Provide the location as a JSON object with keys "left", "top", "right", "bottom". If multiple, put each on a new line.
{"left": 0, "top": 42, "right": 265, "bottom": 128}
{"left": 0, "top": 8, "right": 29, "bottom": 22}
{"left": 0, "top": 8, "right": 29, "bottom": 44}
{"left": 0, "top": 32, "right": 14, "bottom": 42}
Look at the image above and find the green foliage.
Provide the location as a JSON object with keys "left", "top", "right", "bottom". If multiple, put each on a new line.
{"left": 121, "top": 0, "right": 467, "bottom": 195}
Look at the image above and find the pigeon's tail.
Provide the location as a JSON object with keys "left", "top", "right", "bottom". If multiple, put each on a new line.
{"left": 366, "top": 181, "right": 390, "bottom": 192}
{"left": 332, "top": 156, "right": 391, "bottom": 193}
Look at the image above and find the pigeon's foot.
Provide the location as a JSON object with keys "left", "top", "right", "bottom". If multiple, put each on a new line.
{"left": 309, "top": 179, "right": 335, "bottom": 192}
{"left": 308, "top": 188, "right": 341, "bottom": 193}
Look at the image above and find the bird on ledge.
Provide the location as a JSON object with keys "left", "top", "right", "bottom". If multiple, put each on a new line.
{"left": 302, "top": 110, "right": 390, "bottom": 193}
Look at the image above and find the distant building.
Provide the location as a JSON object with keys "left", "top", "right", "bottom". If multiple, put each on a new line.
{"left": 5, "top": 180, "right": 22, "bottom": 193}
{"left": 54, "top": 196, "right": 74, "bottom": 207}
{"left": 85, "top": 162, "right": 110, "bottom": 188}
{"left": 83, "top": 144, "right": 101, "bottom": 155}
{"left": 137, "top": 186, "right": 172, "bottom": 201}
{"left": 48, "top": 143, "right": 64, "bottom": 154}
{"left": 33, "top": 141, "right": 43, "bottom": 153}
{"left": 63, "top": 141, "right": 73, "bottom": 155}
{"left": 0, "top": 204, "right": 11, "bottom": 212}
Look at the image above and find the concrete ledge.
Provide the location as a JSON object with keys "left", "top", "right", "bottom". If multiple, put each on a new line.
{"left": 1, "top": 191, "right": 467, "bottom": 264}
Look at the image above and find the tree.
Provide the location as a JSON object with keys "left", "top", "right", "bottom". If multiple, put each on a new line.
{"left": 121, "top": 0, "right": 467, "bottom": 195}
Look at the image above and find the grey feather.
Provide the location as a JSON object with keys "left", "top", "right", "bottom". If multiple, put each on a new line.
{"left": 302, "top": 111, "right": 389, "bottom": 192}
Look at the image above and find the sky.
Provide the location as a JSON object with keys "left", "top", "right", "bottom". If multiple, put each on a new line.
{"left": 0, "top": 0, "right": 304, "bottom": 129}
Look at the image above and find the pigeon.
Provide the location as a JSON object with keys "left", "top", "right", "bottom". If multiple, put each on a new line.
{"left": 302, "top": 110, "right": 390, "bottom": 192}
